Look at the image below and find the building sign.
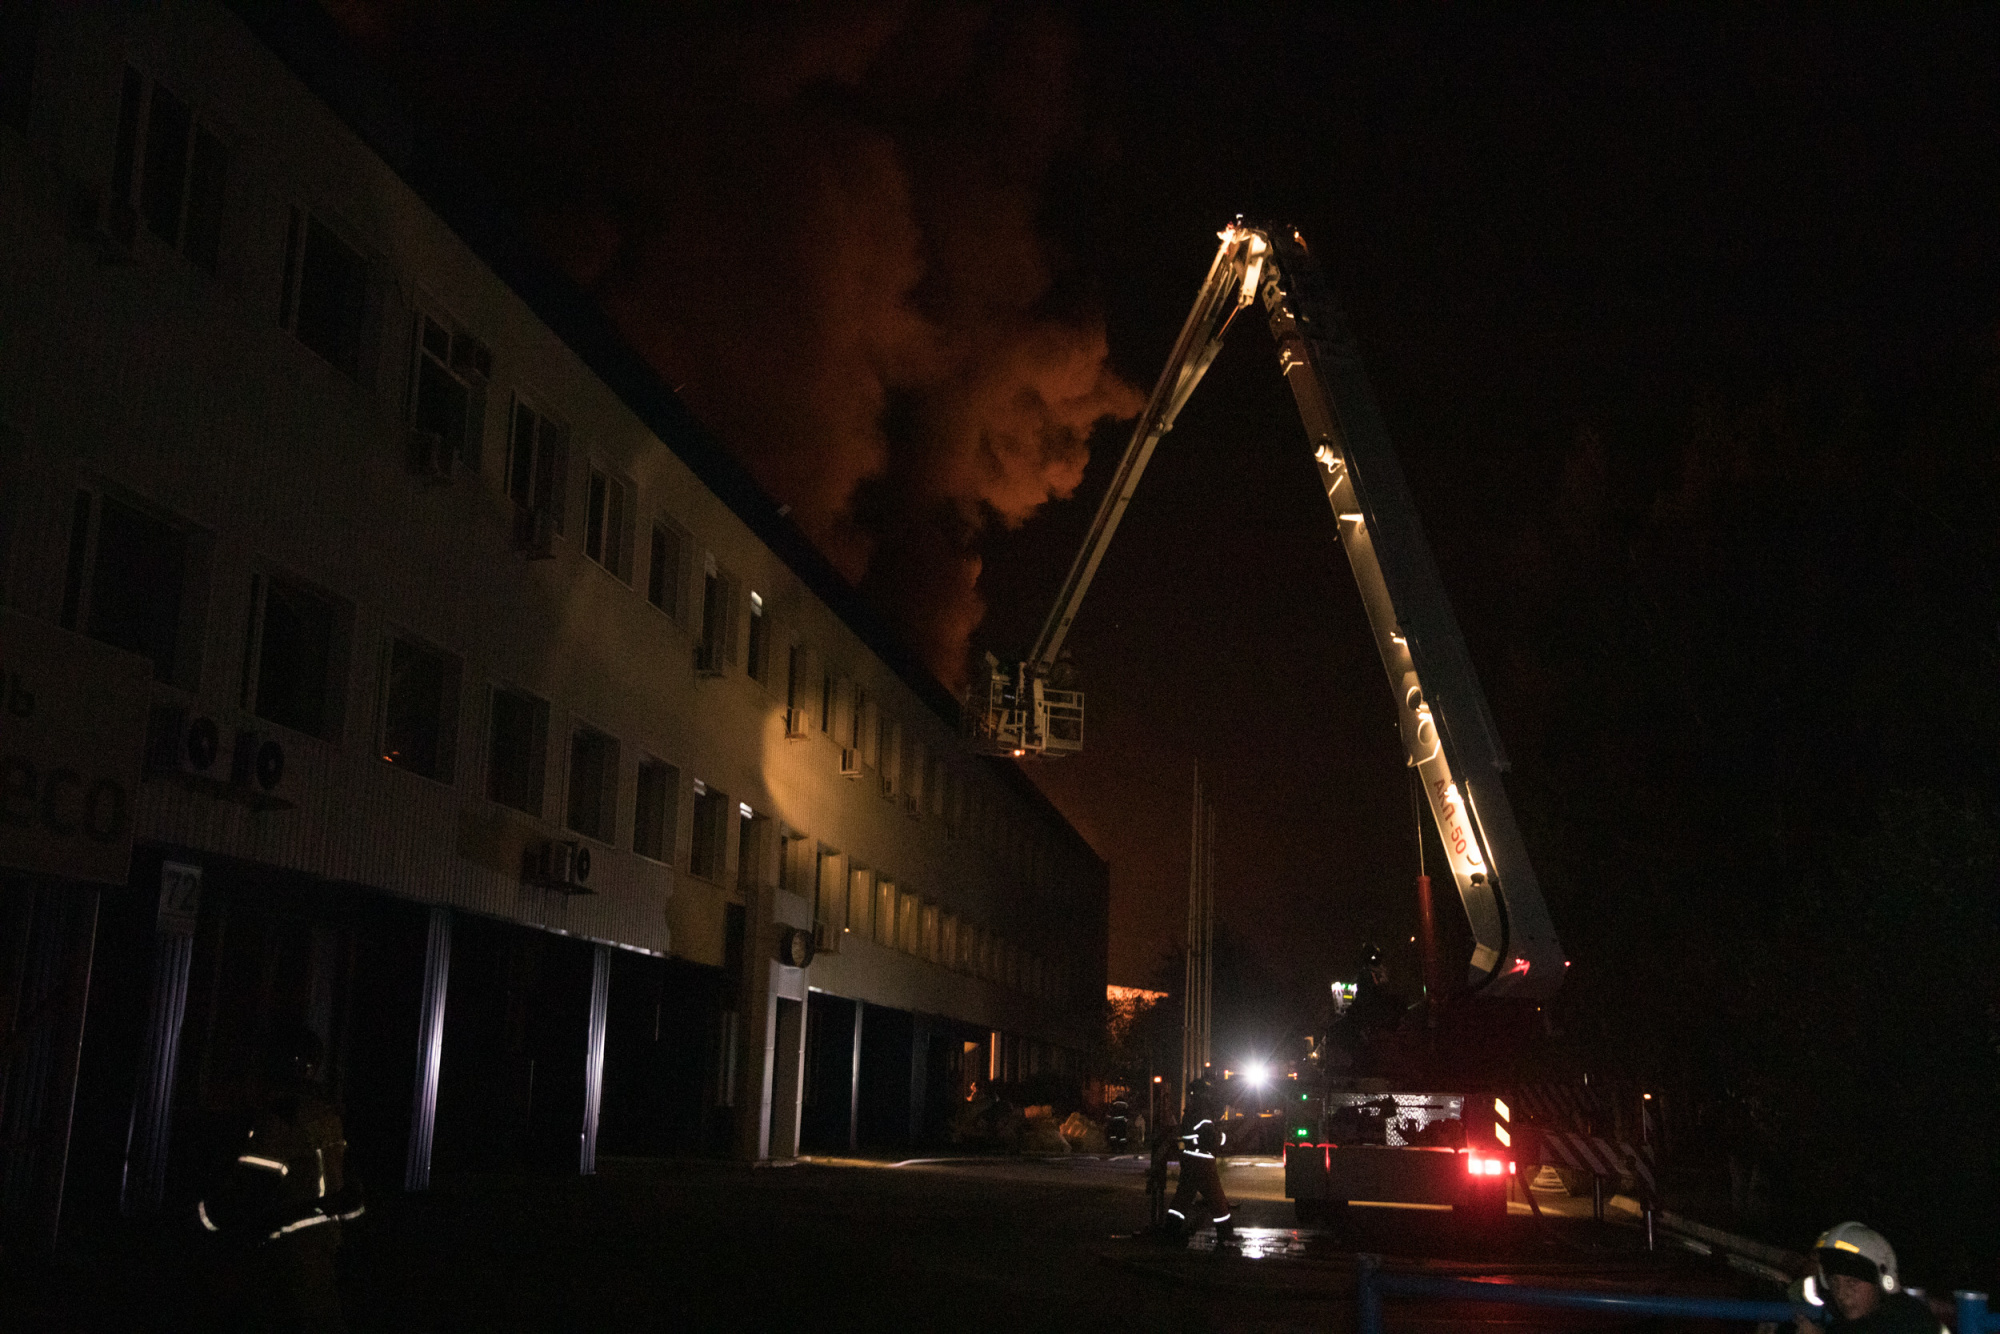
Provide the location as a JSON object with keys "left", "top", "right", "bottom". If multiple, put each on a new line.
{"left": 0, "top": 608, "right": 151, "bottom": 884}
{"left": 158, "top": 860, "right": 202, "bottom": 935}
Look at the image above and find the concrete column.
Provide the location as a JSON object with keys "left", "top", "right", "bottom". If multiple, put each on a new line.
{"left": 736, "top": 879, "right": 810, "bottom": 1161}
{"left": 403, "top": 905, "right": 451, "bottom": 1192}
{"left": 120, "top": 861, "right": 201, "bottom": 1215}
{"left": 847, "top": 999, "right": 864, "bottom": 1153}
{"left": 579, "top": 944, "right": 609, "bottom": 1174}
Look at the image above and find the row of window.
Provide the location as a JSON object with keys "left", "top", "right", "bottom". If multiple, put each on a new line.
{"left": 783, "top": 837, "right": 1065, "bottom": 1002}
{"left": 55, "top": 485, "right": 1067, "bottom": 999}
{"left": 781, "top": 644, "right": 1064, "bottom": 885}
{"left": 103, "top": 60, "right": 1071, "bottom": 882}
{"left": 85, "top": 60, "right": 1073, "bottom": 916}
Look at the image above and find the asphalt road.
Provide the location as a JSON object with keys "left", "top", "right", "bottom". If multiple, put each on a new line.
{"left": 4, "top": 1155, "right": 1770, "bottom": 1333}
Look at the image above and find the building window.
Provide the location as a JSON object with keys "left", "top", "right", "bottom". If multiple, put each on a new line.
{"left": 819, "top": 669, "right": 833, "bottom": 734}
{"left": 632, "top": 757, "right": 678, "bottom": 863}
{"left": 506, "top": 398, "right": 568, "bottom": 529}
{"left": 696, "top": 557, "right": 738, "bottom": 673}
{"left": 941, "top": 914, "right": 958, "bottom": 970}
{"left": 60, "top": 489, "right": 200, "bottom": 686}
{"left": 279, "top": 208, "right": 369, "bottom": 378}
{"left": 242, "top": 573, "right": 348, "bottom": 742}
{"left": 487, "top": 686, "right": 548, "bottom": 816}
{"left": 114, "top": 67, "right": 228, "bottom": 272}
{"left": 847, "top": 866, "right": 871, "bottom": 937}
{"left": 780, "top": 827, "right": 813, "bottom": 899}
{"left": 898, "top": 893, "right": 921, "bottom": 955}
{"left": 647, "top": 519, "right": 689, "bottom": 621}
{"left": 583, "top": 467, "right": 631, "bottom": 580}
{"left": 566, "top": 725, "right": 619, "bottom": 844}
{"left": 874, "top": 880, "right": 897, "bottom": 948}
{"left": 921, "top": 904, "right": 940, "bottom": 962}
{"left": 737, "top": 806, "right": 769, "bottom": 893}
{"left": 746, "top": 592, "right": 767, "bottom": 683}
{"left": 410, "top": 313, "right": 491, "bottom": 468}
{"left": 379, "top": 634, "right": 459, "bottom": 782}
{"left": 813, "top": 846, "right": 843, "bottom": 929}
{"left": 689, "top": 780, "right": 729, "bottom": 880}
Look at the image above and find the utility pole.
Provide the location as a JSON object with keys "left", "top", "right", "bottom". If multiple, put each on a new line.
{"left": 1181, "top": 762, "right": 1214, "bottom": 1113}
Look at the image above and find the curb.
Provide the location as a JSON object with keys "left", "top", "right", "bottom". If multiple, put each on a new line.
{"left": 1655, "top": 1210, "right": 1806, "bottom": 1280}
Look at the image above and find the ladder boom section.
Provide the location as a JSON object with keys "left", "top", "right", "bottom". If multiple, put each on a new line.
{"left": 1028, "top": 230, "right": 1269, "bottom": 671}
{"left": 1258, "top": 227, "right": 1566, "bottom": 999}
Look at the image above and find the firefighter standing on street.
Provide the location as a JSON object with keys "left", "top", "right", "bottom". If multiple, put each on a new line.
{"left": 1166, "top": 1077, "right": 1233, "bottom": 1240}
{"left": 198, "top": 1025, "right": 363, "bottom": 1333}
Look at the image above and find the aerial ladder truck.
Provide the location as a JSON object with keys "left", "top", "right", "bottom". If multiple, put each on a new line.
{"left": 970, "top": 222, "right": 1569, "bottom": 1219}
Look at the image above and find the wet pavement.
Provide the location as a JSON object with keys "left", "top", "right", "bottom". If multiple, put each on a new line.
{"left": 2, "top": 1153, "right": 1777, "bottom": 1332}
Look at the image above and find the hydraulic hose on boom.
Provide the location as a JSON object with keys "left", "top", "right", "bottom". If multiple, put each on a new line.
{"left": 974, "top": 222, "right": 1566, "bottom": 997}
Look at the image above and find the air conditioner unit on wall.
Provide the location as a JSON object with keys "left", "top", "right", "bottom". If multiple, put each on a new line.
{"left": 145, "top": 708, "right": 299, "bottom": 811}
{"left": 812, "top": 920, "right": 840, "bottom": 954}
{"left": 145, "top": 705, "right": 223, "bottom": 783}
{"left": 839, "top": 748, "right": 862, "bottom": 777}
{"left": 405, "top": 427, "right": 452, "bottom": 483}
{"left": 903, "top": 792, "right": 920, "bottom": 817}
{"left": 227, "top": 726, "right": 298, "bottom": 811}
{"left": 784, "top": 707, "right": 809, "bottom": 739}
{"left": 694, "top": 641, "right": 723, "bottom": 676}
{"left": 526, "top": 838, "right": 593, "bottom": 894}
{"left": 514, "top": 506, "right": 556, "bottom": 559}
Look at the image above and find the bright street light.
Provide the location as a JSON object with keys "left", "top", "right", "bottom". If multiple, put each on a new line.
{"left": 1243, "top": 1061, "right": 1270, "bottom": 1087}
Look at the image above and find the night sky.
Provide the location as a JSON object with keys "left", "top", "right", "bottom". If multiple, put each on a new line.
{"left": 334, "top": 1, "right": 2000, "bottom": 1044}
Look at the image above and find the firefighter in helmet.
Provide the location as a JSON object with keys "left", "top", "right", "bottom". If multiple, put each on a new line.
{"left": 1166, "top": 1077, "right": 1233, "bottom": 1240}
{"left": 199, "top": 1025, "right": 363, "bottom": 1332}
{"left": 1791, "top": 1222, "right": 1945, "bottom": 1334}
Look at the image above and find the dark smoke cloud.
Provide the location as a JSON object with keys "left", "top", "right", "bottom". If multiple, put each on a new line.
{"left": 329, "top": 1, "right": 1141, "bottom": 685}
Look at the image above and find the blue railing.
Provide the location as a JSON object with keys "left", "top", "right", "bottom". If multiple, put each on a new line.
{"left": 1355, "top": 1253, "right": 1800, "bottom": 1334}
{"left": 1356, "top": 1254, "right": 1997, "bottom": 1334}
{"left": 1959, "top": 1291, "right": 1998, "bottom": 1334}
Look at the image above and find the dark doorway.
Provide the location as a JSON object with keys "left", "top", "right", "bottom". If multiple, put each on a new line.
{"left": 432, "top": 915, "right": 594, "bottom": 1174}
{"left": 800, "top": 992, "right": 857, "bottom": 1152}
{"left": 597, "top": 950, "right": 731, "bottom": 1158}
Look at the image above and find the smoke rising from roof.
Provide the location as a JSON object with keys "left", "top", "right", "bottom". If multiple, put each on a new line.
{"left": 332, "top": 1, "right": 1141, "bottom": 686}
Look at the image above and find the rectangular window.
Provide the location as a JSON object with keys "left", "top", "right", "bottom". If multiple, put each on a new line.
{"left": 780, "top": 827, "right": 813, "bottom": 899}
{"left": 583, "top": 467, "right": 631, "bottom": 580}
{"left": 243, "top": 573, "right": 347, "bottom": 742}
{"left": 410, "top": 313, "right": 491, "bottom": 467}
{"left": 380, "top": 634, "right": 459, "bottom": 782}
{"left": 632, "top": 758, "right": 678, "bottom": 863}
{"left": 819, "top": 669, "right": 833, "bottom": 734}
{"left": 63, "top": 490, "right": 197, "bottom": 686}
{"left": 847, "top": 866, "right": 871, "bottom": 937}
{"left": 942, "top": 914, "right": 958, "bottom": 971}
{"left": 566, "top": 725, "right": 618, "bottom": 843}
{"left": 875, "top": 880, "right": 897, "bottom": 948}
{"left": 647, "top": 519, "right": 689, "bottom": 620}
{"left": 506, "top": 398, "right": 568, "bottom": 530}
{"left": 697, "top": 558, "right": 738, "bottom": 673}
{"left": 899, "top": 893, "right": 921, "bottom": 955}
{"left": 689, "top": 780, "right": 728, "bottom": 880}
{"left": 738, "top": 807, "right": 768, "bottom": 892}
{"left": 813, "top": 846, "right": 842, "bottom": 929}
{"left": 487, "top": 686, "right": 548, "bottom": 816}
{"left": 113, "top": 67, "right": 228, "bottom": 272}
{"left": 280, "top": 208, "right": 368, "bottom": 377}
{"left": 746, "top": 591, "right": 767, "bottom": 683}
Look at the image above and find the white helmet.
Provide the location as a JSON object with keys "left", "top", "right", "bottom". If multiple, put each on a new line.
{"left": 1814, "top": 1222, "right": 1900, "bottom": 1293}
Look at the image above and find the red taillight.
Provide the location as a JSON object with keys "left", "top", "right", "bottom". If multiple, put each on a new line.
{"left": 1466, "top": 1155, "right": 1506, "bottom": 1176}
